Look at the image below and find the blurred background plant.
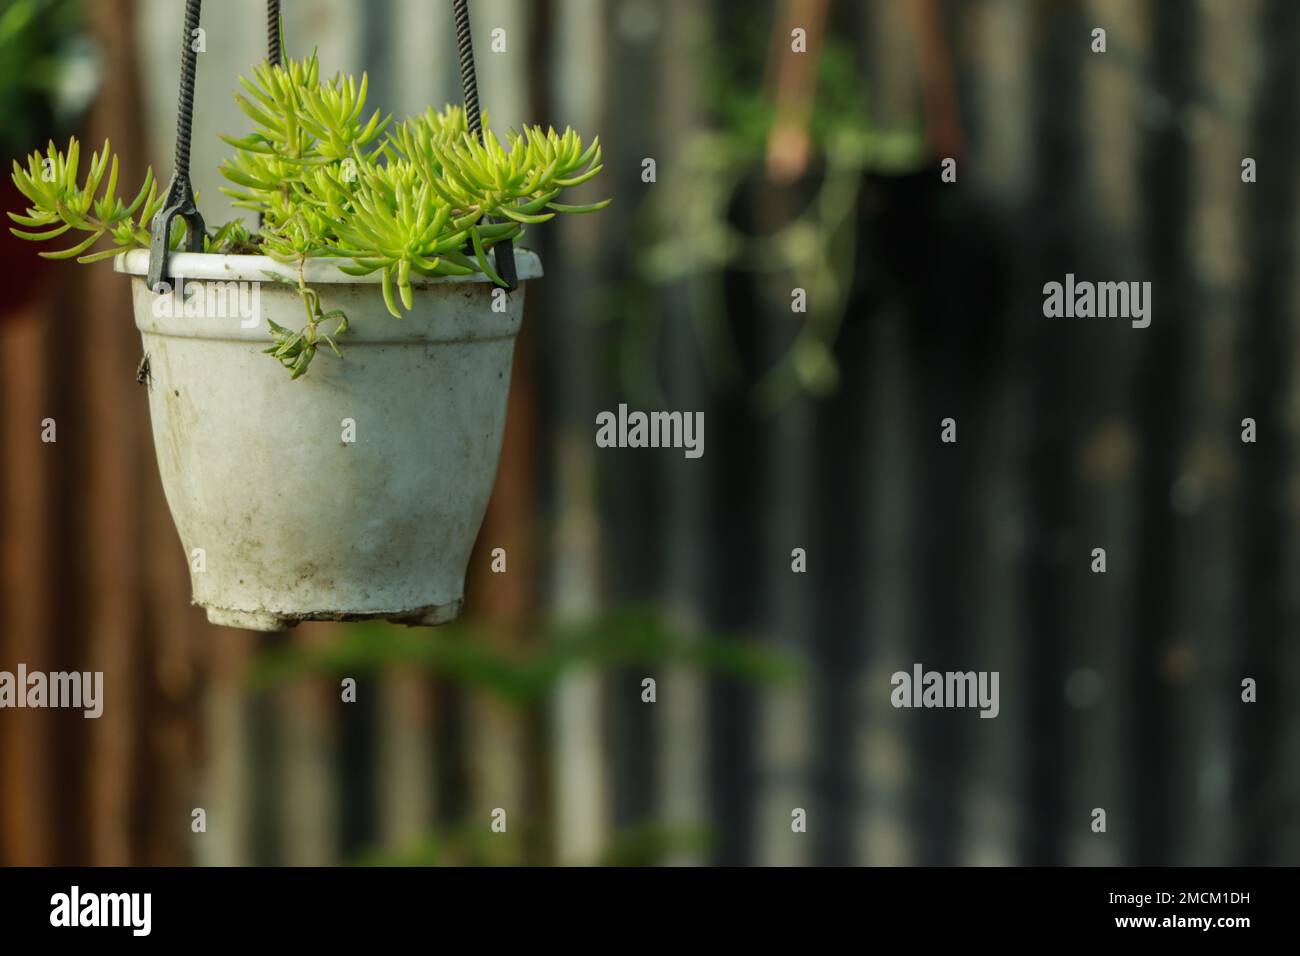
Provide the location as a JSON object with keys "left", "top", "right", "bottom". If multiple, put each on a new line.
{"left": 0, "top": 0, "right": 93, "bottom": 158}
{"left": 616, "top": 15, "right": 926, "bottom": 410}
{"left": 251, "top": 610, "right": 796, "bottom": 865}
{"left": 0, "top": 0, "right": 93, "bottom": 319}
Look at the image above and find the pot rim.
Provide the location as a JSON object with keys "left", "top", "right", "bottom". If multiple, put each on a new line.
{"left": 113, "top": 247, "right": 543, "bottom": 285}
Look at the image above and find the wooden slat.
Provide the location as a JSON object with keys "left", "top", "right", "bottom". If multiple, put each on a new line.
{"left": 199, "top": 627, "right": 258, "bottom": 866}
{"left": 0, "top": 304, "right": 53, "bottom": 865}
{"left": 80, "top": 0, "right": 153, "bottom": 866}
{"left": 277, "top": 625, "right": 340, "bottom": 866}
{"left": 547, "top": 0, "right": 612, "bottom": 865}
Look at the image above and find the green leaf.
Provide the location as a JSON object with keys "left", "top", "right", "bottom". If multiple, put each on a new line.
{"left": 470, "top": 226, "right": 505, "bottom": 286}
{"left": 380, "top": 266, "right": 400, "bottom": 318}
{"left": 77, "top": 247, "right": 129, "bottom": 264}
{"left": 9, "top": 222, "right": 72, "bottom": 241}
{"left": 554, "top": 164, "right": 603, "bottom": 188}
{"left": 546, "top": 199, "right": 612, "bottom": 214}
{"left": 498, "top": 206, "right": 554, "bottom": 225}
{"left": 7, "top": 209, "right": 58, "bottom": 228}
{"left": 39, "top": 230, "right": 105, "bottom": 259}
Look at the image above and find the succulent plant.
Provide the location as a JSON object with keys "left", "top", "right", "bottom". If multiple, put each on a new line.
{"left": 9, "top": 51, "right": 609, "bottom": 378}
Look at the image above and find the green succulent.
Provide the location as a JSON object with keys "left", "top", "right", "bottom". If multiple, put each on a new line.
{"left": 9, "top": 137, "right": 166, "bottom": 263}
{"left": 8, "top": 50, "right": 609, "bottom": 378}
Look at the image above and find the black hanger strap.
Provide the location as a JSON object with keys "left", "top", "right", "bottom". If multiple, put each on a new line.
{"left": 267, "top": 0, "right": 282, "bottom": 67}
{"left": 147, "top": 0, "right": 282, "bottom": 291}
{"left": 453, "top": 0, "right": 518, "bottom": 292}
{"left": 147, "top": 0, "right": 205, "bottom": 291}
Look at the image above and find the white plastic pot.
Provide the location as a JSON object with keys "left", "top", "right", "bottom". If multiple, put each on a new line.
{"left": 114, "top": 248, "right": 541, "bottom": 632}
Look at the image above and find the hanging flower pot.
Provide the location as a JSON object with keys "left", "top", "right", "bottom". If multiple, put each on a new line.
{"left": 114, "top": 247, "right": 540, "bottom": 630}
{"left": 7, "top": 0, "right": 607, "bottom": 630}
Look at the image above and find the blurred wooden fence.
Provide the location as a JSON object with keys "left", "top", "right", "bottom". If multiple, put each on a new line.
{"left": 1, "top": 0, "right": 1297, "bottom": 865}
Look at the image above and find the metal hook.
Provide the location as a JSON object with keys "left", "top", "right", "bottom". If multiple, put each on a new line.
{"left": 147, "top": 172, "right": 206, "bottom": 292}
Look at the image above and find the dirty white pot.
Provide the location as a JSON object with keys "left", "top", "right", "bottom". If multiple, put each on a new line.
{"left": 114, "top": 248, "right": 541, "bottom": 632}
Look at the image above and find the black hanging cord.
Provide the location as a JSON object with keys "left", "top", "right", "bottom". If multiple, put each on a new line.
{"left": 170, "top": 0, "right": 201, "bottom": 179}
{"left": 453, "top": 0, "right": 482, "bottom": 134}
{"left": 267, "top": 0, "right": 282, "bottom": 67}
{"left": 452, "top": 0, "right": 517, "bottom": 291}
{"left": 146, "top": 0, "right": 206, "bottom": 292}
{"left": 260, "top": 0, "right": 282, "bottom": 230}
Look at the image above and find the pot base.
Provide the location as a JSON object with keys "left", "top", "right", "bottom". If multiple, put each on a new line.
{"left": 204, "top": 598, "right": 465, "bottom": 633}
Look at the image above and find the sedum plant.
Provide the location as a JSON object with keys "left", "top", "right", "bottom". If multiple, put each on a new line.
{"left": 9, "top": 51, "right": 608, "bottom": 378}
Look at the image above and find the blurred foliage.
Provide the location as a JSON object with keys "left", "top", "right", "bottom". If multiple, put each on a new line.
{"left": 247, "top": 606, "right": 801, "bottom": 704}
{"left": 250, "top": 607, "right": 794, "bottom": 866}
{"left": 354, "top": 820, "right": 712, "bottom": 867}
{"left": 0, "top": 0, "right": 94, "bottom": 158}
{"left": 614, "top": 17, "right": 925, "bottom": 411}
{"left": 708, "top": 23, "right": 911, "bottom": 164}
